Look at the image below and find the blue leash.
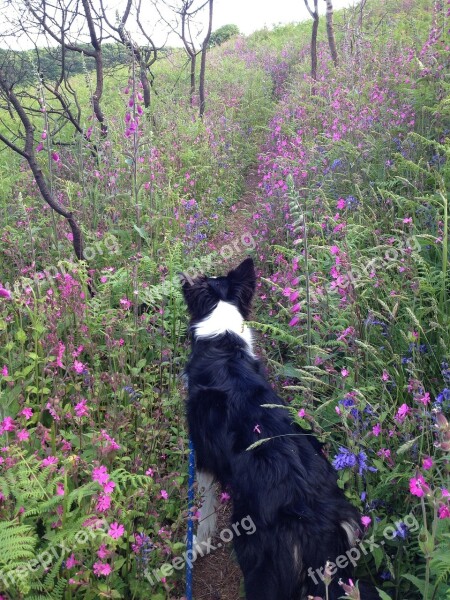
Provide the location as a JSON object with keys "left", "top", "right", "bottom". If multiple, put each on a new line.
{"left": 186, "top": 438, "right": 195, "bottom": 600}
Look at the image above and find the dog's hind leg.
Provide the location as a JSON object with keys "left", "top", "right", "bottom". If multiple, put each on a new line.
{"left": 195, "top": 470, "right": 219, "bottom": 544}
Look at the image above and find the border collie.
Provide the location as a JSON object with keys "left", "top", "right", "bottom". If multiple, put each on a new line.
{"left": 182, "top": 257, "right": 378, "bottom": 600}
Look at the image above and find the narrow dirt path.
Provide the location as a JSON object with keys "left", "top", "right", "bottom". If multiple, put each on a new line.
{"left": 191, "top": 167, "right": 260, "bottom": 600}
{"left": 207, "top": 168, "right": 260, "bottom": 269}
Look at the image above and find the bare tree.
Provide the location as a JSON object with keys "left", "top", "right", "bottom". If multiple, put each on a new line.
{"left": 23, "top": 0, "right": 108, "bottom": 135}
{"left": 199, "top": 0, "right": 213, "bottom": 118}
{"left": 0, "top": 57, "right": 84, "bottom": 261}
{"left": 304, "top": 0, "right": 319, "bottom": 81}
{"left": 324, "top": 0, "right": 338, "bottom": 67}
{"left": 155, "top": 0, "right": 214, "bottom": 113}
{"left": 99, "top": 0, "right": 161, "bottom": 109}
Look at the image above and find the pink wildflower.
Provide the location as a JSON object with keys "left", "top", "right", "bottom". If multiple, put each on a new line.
{"left": 119, "top": 297, "right": 132, "bottom": 310}
{"left": 289, "top": 316, "right": 299, "bottom": 327}
{"left": 372, "top": 423, "right": 381, "bottom": 437}
{"left": 160, "top": 490, "right": 169, "bottom": 500}
{"left": 93, "top": 561, "right": 112, "bottom": 576}
{"left": 102, "top": 480, "right": 116, "bottom": 495}
{"left": 92, "top": 465, "right": 109, "bottom": 485}
{"left": 417, "top": 392, "right": 431, "bottom": 406}
{"left": 96, "top": 494, "right": 112, "bottom": 512}
{"left": 65, "top": 553, "right": 78, "bottom": 569}
{"left": 41, "top": 456, "right": 58, "bottom": 468}
{"left": 56, "top": 341, "right": 65, "bottom": 368}
{"left": 422, "top": 457, "right": 433, "bottom": 470}
{"left": 220, "top": 492, "right": 231, "bottom": 503}
{"left": 361, "top": 515, "right": 371, "bottom": 528}
{"left": 20, "top": 408, "right": 33, "bottom": 420}
{"left": 395, "top": 403, "right": 411, "bottom": 423}
{"left": 108, "top": 522, "right": 125, "bottom": 539}
{"left": 16, "top": 429, "right": 29, "bottom": 442}
{"left": 0, "top": 417, "right": 15, "bottom": 434}
{"left": 73, "top": 360, "right": 85, "bottom": 374}
{"left": 409, "top": 474, "right": 429, "bottom": 497}
{"left": 97, "top": 544, "right": 110, "bottom": 559}
{"left": 74, "top": 399, "right": 89, "bottom": 417}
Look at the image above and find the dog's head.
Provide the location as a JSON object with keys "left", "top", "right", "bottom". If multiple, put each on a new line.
{"left": 181, "top": 257, "right": 256, "bottom": 321}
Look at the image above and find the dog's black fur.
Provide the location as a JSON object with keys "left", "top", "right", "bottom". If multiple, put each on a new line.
{"left": 182, "top": 257, "right": 378, "bottom": 600}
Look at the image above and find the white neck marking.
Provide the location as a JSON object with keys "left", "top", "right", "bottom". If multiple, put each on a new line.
{"left": 194, "top": 301, "right": 254, "bottom": 354}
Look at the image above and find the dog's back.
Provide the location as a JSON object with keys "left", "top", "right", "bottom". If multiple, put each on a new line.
{"left": 182, "top": 258, "right": 379, "bottom": 600}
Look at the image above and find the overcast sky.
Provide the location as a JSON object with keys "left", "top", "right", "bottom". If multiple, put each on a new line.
{"left": 214, "top": 0, "right": 357, "bottom": 35}
{"left": 2, "top": 0, "right": 359, "bottom": 51}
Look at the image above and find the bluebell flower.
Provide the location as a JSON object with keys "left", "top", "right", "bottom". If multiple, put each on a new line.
{"left": 345, "top": 195, "right": 359, "bottom": 210}
{"left": 331, "top": 158, "right": 343, "bottom": 170}
{"left": 365, "top": 315, "right": 389, "bottom": 336}
{"left": 333, "top": 447, "right": 377, "bottom": 475}
{"left": 436, "top": 388, "right": 450, "bottom": 404}
{"left": 333, "top": 447, "right": 357, "bottom": 470}
{"left": 393, "top": 522, "right": 409, "bottom": 540}
{"left": 339, "top": 397, "right": 355, "bottom": 408}
{"left": 357, "top": 451, "right": 378, "bottom": 476}
{"left": 429, "top": 153, "right": 446, "bottom": 167}
{"left": 123, "top": 386, "right": 142, "bottom": 401}
{"left": 379, "top": 570, "right": 392, "bottom": 581}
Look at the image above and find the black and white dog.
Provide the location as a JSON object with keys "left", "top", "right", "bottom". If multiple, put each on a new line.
{"left": 182, "top": 257, "right": 378, "bottom": 600}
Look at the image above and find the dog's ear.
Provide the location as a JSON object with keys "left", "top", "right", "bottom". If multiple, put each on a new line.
{"left": 227, "top": 257, "right": 256, "bottom": 318}
{"left": 179, "top": 271, "right": 192, "bottom": 301}
{"left": 179, "top": 272, "right": 212, "bottom": 318}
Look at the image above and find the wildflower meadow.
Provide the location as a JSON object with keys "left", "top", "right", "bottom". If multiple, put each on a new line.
{"left": 0, "top": 0, "right": 449, "bottom": 598}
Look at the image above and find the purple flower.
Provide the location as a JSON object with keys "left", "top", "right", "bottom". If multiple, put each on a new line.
{"left": 333, "top": 447, "right": 357, "bottom": 470}
{"left": 393, "top": 522, "right": 409, "bottom": 539}
{"left": 356, "top": 451, "right": 378, "bottom": 476}
{"left": 333, "top": 447, "right": 377, "bottom": 476}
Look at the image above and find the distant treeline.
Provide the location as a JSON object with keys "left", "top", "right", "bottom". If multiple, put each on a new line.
{"left": 0, "top": 43, "right": 166, "bottom": 85}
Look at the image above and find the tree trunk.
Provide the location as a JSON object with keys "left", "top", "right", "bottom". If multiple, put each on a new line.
{"left": 199, "top": 0, "right": 213, "bottom": 118}
{"left": 189, "top": 53, "right": 196, "bottom": 108}
{"left": 304, "top": 0, "right": 319, "bottom": 82}
{"left": 28, "top": 156, "right": 84, "bottom": 260}
{"left": 324, "top": 0, "right": 338, "bottom": 66}
{"left": 93, "top": 50, "right": 107, "bottom": 135}
{"left": 140, "top": 65, "right": 151, "bottom": 108}
{"left": 81, "top": 0, "right": 107, "bottom": 135}
{"left": 311, "top": 12, "right": 319, "bottom": 80}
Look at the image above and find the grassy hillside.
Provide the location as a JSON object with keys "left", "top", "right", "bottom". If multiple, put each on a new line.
{"left": 0, "top": 0, "right": 449, "bottom": 598}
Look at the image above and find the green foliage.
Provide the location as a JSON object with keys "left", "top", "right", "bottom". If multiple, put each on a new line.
{"left": 0, "top": 0, "right": 449, "bottom": 598}
{"left": 208, "top": 24, "right": 240, "bottom": 48}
